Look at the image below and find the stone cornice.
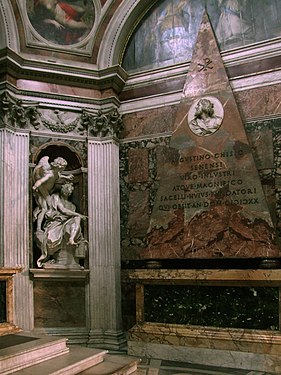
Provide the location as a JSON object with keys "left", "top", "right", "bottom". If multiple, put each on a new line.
{"left": 0, "top": 48, "right": 128, "bottom": 92}
{"left": 29, "top": 269, "right": 90, "bottom": 280}
{"left": 0, "top": 267, "right": 22, "bottom": 275}
{"left": 0, "top": 82, "right": 121, "bottom": 111}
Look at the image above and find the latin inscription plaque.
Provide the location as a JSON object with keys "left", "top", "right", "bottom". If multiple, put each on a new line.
{"left": 141, "top": 13, "right": 280, "bottom": 260}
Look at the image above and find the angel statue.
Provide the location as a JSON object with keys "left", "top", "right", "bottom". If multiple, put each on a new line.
{"left": 32, "top": 156, "right": 73, "bottom": 232}
{"left": 32, "top": 157, "right": 87, "bottom": 269}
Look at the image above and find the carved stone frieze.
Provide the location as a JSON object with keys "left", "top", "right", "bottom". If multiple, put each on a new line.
{"left": 40, "top": 109, "right": 80, "bottom": 133}
{"left": 0, "top": 93, "right": 123, "bottom": 138}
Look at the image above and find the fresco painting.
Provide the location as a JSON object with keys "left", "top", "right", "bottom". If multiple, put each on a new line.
{"left": 27, "top": 0, "right": 95, "bottom": 45}
{"left": 123, "top": 0, "right": 281, "bottom": 72}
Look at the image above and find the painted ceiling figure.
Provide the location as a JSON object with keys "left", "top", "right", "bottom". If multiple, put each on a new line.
{"left": 30, "top": 0, "right": 93, "bottom": 45}
{"left": 157, "top": 0, "right": 194, "bottom": 62}
{"left": 215, "top": 0, "right": 253, "bottom": 45}
{"left": 123, "top": 0, "right": 281, "bottom": 72}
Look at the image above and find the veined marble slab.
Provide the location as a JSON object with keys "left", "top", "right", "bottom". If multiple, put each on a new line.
{"left": 128, "top": 322, "right": 281, "bottom": 373}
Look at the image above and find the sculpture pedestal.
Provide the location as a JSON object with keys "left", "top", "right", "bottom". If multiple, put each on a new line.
{"left": 30, "top": 269, "right": 89, "bottom": 345}
{"left": 43, "top": 243, "right": 83, "bottom": 270}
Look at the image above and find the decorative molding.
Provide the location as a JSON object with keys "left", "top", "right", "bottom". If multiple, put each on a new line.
{"left": 30, "top": 269, "right": 89, "bottom": 280}
{"left": 0, "top": 92, "right": 40, "bottom": 130}
{"left": 0, "top": 48, "right": 128, "bottom": 93}
{"left": 40, "top": 109, "right": 80, "bottom": 133}
{"left": 0, "top": 92, "right": 123, "bottom": 138}
{"left": 0, "top": 83, "right": 121, "bottom": 112}
{"left": 122, "top": 268, "right": 281, "bottom": 286}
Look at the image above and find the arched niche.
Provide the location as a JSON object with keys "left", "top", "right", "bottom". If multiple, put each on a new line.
{"left": 33, "top": 142, "right": 83, "bottom": 170}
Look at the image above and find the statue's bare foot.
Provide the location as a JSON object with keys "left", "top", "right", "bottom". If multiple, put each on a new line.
{"left": 68, "top": 239, "right": 77, "bottom": 246}
{"left": 46, "top": 259, "right": 56, "bottom": 264}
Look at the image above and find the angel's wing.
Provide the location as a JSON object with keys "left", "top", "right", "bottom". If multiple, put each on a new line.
{"left": 33, "top": 156, "right": 50, "bottom": 182}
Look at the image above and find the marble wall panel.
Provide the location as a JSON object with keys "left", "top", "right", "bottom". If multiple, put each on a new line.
{"left": 17, "top": 80, "right": 102, "bottom": 99}
{"left": 247, "top": 129, "right": 274, "bottom": 171}
{"left": 128, "top": 191, "right": 149, "bottom": 237}
{"left": 122, "top": 106, "right": 177, "bottom": 139}
{"left": 128, "top": 149, "right": 149, "bottom": 183}
{"left": 34, "top": 280, "right": 86, "bottom": 328}
{"left": 121, "top": 283, "right": 136, "bottom": 331}
{"left": 144, "top": 285, "right": 279, "bottom": 330}
{"left": 235, "top": 83, "right": 281, "bottom": 120}
{"left": 155, "top": 145, "right": 179, "bottom": 178}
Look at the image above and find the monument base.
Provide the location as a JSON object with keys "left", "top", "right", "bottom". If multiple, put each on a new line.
{"left": 128, "top": 322, "right": 281, "bottom": 373}
{"left": 123, "top": 268, "right": 281, "bottom": 373}
{"left": 88, "top": 329, "right": 127, "bottom": 351}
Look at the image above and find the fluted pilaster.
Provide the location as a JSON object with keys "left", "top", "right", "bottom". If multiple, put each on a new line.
{"left": 0, "top": 128, "right": 32, "bottom": 330}
{"left": 87, "top": 138, "right": 126, "bottom": 349}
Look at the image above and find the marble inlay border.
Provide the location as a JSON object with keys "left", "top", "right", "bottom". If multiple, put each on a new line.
{"left": 0, "top": 268, "right": 22, "bottom": 336}
{"left": 128, "top": 322, "right": 281, "bottom": 355}
{"left": 122, "top": 269, "right": 281, "bottom": 286}
{"left": 127, "top": 327, "right": 281, "bottom": 373}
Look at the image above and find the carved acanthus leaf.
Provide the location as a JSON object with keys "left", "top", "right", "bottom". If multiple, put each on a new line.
{"left": 81, "top": 107, "right": 123, "bottom": 138}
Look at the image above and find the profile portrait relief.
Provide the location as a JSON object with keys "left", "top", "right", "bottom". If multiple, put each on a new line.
{"left": 188, "top": 96, "right": 224, "bottom": 137}
{"left": 27, "top": 0, "right": 95, "bottom": 45}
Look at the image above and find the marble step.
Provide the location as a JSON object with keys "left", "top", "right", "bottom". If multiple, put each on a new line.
{"left": 78, "top": 353, "right": 140, "bottom": 375}
{"left": 9, "top": 346, "right": 108, "bottom": 375}
{"left": 0, "top": 333, "right": 70, "bottom": 375}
